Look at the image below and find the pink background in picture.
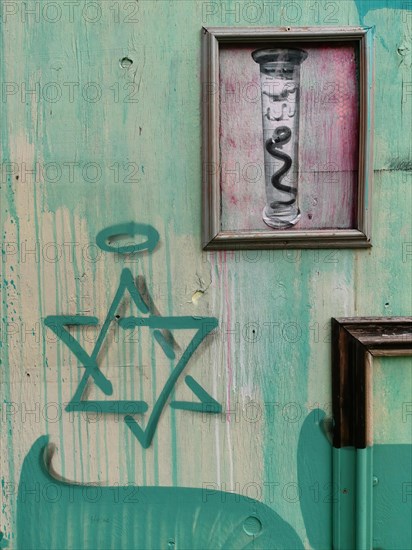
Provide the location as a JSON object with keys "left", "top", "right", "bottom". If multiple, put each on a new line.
{"left": 219, "top": 44, "right": 359, "bottom": 231}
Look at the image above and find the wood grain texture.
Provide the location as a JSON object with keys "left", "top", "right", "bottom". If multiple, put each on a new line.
{"left": 0, "top": 1, "right": 411, "bottom": 548}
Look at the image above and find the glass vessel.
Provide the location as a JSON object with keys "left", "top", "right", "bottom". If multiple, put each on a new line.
{"left": 252, "top": 48, "right": 307, "bottom": 228}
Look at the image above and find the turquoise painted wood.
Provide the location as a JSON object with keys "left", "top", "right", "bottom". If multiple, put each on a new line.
{"left": 1, "top": 1, "right": 411, "bottom": 548}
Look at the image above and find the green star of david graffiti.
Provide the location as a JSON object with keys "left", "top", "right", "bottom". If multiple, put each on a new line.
{"left": 44, "top": 223, "right": 221, "bottom": 449}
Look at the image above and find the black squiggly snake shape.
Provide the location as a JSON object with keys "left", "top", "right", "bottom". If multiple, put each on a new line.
{"left": 265, "top": 126, "right": 296, "bottom": 210}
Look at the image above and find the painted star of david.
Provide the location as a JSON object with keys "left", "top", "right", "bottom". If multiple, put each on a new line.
{"left": 45, "top": 268, "right": 221, "bottom": 448}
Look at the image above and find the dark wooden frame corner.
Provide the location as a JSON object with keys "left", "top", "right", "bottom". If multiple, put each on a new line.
{"left": 332, "top": 316, "right": 412, "bottom": 449}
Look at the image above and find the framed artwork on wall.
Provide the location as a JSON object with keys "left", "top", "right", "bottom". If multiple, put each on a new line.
{"left": 331, "top": 317, "right": 412, "bottom": 549}
{"left": 202, "top": 26, "right": 374, "bottom": 249}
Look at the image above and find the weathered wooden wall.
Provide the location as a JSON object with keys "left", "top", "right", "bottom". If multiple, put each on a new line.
{"left": 1, "top": 1, "right": 411, "bottom": 548}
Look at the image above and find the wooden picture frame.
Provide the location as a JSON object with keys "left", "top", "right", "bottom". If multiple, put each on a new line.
{"left": 202, "top": 26, "right": 374, "bottom": 250}
{"left": 331, "top": 316, "right": 412, "bottom": 549}
{"left": 332, "top": 316, "right": 412, "bottom": 449}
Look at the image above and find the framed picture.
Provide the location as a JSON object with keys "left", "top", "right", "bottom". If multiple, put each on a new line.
{"left": 331, "top": 317, "right": 412, "bottom": 449}
{"left": 202, "top": 27, "right": 374, "bottom": 249}
{"left": 331, "top": 317, "right": 412, "bottom": 548}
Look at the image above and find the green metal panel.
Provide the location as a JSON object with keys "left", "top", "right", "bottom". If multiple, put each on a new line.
{"left": 372, "top": 357, "right": 412, "bottom": 550}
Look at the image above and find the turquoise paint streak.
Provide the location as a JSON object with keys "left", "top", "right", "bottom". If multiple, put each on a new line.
{"left": 60, "top": 220, "right": 72, "bottom": 478}
{"left": 148, "top": 254, "right": 159, "bottom": 484}
{"left": 356, "top": 4, "right": 412, "bottom": 167}
{"left": 250, "top": 249, "right": 313, "bottom": 525}
{"left": 0, "top": 16, "right": 17, "bottom": 530}
{"left": 355, "top": 0, "right": 410, "bottom": 24}
{"left": 122, "top": 295, "right": 130, "bottom": 483}
{"left": 126, "top": 272, "right": 136, "bottom": 484}
{"left": 52, "top": 222, "right": 65, "bottom": 478}
{"left": 69, "top": 213, "right": 83, "bottom": 482}
{"left": 90, "top": 241, "right": 102, "bottom": 483}
{"left": 79, "top": 228, "right": 93, "bottom": 483}
{"left": 137, "top": 271, "right": 147, "bottom": 486}
{"left": 164, "top": 231, "right": 178, "bottom": 486}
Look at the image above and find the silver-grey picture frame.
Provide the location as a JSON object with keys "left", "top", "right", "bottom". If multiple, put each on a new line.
{"left": 202, "top": 26, "right": 374, "bottom": 250}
